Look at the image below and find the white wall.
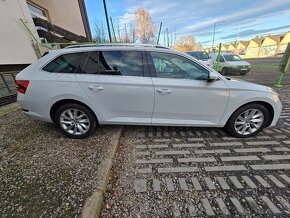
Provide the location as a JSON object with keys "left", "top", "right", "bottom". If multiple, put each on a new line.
{"left": 31, "top": 0, "right": 86, "bottom": 37}
{"left": 0, "top": 0, "right": 39, "bottom": 65}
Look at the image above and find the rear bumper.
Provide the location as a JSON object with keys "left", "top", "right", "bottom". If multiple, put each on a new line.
{"left": 21, "top": 109, "right": 52, "bottom": 122}
{"left": 17, "top": 93, "right": 53, "bottom": 123}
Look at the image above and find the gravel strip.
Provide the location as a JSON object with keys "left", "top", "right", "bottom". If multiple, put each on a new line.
{"left": 0, "top": 109, "right": 121, "bottom": 217}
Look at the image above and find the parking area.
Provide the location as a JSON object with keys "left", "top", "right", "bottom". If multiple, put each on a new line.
{"left": 1, "top": 57, "right": 290, "bottom": 217}
{"left": 102, "top": 87, "right": 290, "bottom": 217}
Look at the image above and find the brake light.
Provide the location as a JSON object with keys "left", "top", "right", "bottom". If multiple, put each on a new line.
{"left": 16, "top": 80, "right": 30, "bottom": 94}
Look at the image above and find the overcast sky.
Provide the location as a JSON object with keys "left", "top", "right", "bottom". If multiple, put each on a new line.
{"left": 84, "top": 0, "right": 290, "bottom": 47}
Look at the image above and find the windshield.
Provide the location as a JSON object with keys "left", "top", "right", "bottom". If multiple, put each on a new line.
{"left": 223, "top": 55, "right": 241, "bottom": 61}
{"left": 187, "top": 51, "right": 210, "bottom": 60}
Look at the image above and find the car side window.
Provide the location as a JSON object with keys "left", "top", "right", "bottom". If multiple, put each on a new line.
{"left": 42, "top": 53, "right": 84, "bottom": 73}
{"left": 216, "top": 56, "right": 225, "bottom": 62}
{"left": 150, "top": 52, "right": 209, "bottom": 80}
{"left": 98, "top": 51, "right": 143, "bottom": 77}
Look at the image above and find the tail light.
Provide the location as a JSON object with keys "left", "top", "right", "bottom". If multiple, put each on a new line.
{"left": 16, "top": 80, "right": 30, "bottom": 94}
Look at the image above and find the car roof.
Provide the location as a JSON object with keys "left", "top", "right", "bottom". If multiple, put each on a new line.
{"left": 48, "top": 43, "right": 183, "bottom": 56}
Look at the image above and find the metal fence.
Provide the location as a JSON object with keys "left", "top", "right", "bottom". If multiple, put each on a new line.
{"left": 0, "top": 71, "right": 18, "bottom": 106}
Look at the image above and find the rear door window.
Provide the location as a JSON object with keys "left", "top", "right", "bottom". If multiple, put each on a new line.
{"left": 77, "top": 52, "right": 99, "bottom": 74}
{"left": 43, "top": 53, "right": 84, "bottom": 73}
{"left": 98, "top": 51, "right": 144, "bottom": 76}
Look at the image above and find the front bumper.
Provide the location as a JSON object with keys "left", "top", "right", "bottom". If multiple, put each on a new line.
{"left": 227, "top": 67, "right": 251, "bottom": 74}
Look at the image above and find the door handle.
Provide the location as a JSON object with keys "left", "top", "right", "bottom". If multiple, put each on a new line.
{"left": 156, "top": 88, "right": 172, "bottom": 94}
{"left": 88, "top": 86, "right": 104, "bottom": 91}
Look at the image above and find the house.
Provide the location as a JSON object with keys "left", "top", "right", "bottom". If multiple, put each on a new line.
{"left": 227, "top": 44, "right": 235, "bottom": 52}
{"left": 221, "top": 44, "right": 229, "bottom": 51}
{"left": 258, "top": 34, "right": 283, "bottom": 58}
{"left": 244, "top": 37, "right": 264, "bottom": 58}
{"left": 277, "top": 31, "right": 290, "bottom": 55}
{"left": 0, "top": 0, "right": 91, "bottom": 67}
{"left": 0, "top": 0, "right": 91, "bottom": 105}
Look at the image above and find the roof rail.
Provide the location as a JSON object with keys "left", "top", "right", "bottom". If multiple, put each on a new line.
{"left": 64, "top": 43, "right": 170, "bottom": 49}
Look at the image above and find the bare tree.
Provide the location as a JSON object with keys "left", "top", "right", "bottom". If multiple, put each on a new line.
{"left": 134, "top": 8, "right": 157, "bottom": 43}
{"left": 94, "top": 20, "right": 107, "bottom": 43}
{"left": 175, "top": 35, "right": 201, "bottom": 51}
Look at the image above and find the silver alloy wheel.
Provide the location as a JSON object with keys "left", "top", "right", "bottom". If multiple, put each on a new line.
{"left": 60, "top": 108, "right": 90, "bottom": 135}
{"left": 234, "top": 109, "right": 264, "bottom": 135}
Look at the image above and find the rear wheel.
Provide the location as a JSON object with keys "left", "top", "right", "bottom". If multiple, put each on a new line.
{"left": 55, "top": 103, "right": 97, "bottom": 139}
{"left": 225, "top": 103, "right": 269, "bottom": 138}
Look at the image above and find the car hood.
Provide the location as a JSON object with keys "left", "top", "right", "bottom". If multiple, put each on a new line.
{"left": 225, "top": 77, "right": 276, "bottom": 94}
{"left": 227, "top": 61, "right": 250, "bottom": 66}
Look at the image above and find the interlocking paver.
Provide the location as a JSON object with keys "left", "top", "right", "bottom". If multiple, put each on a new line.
{"left": 220, "top": 155, "right": 260, "bottom": 162}
{"left": 254, "top": 175, "right": 271, "bottom": 188}
{"left": 230, "top": 197, "right": 246, "bottom": 215}
{"left": 173, "top": 143, "right": 205, "bottom": 148}
{"left": 204, "top": 165, "right": 247, "bottom": 172}
{"left": 158, "top": 167, "right": 199, "bottom": 173}
{"left": 201, "top": 198, "right": 215, "bottom": 216}
{"left": 234, "top": 148, "right": 271, "bottom": 153}
{"left": 216, "top": 198, "right": 230, "bottom": 216}
{"left": 178, "top": 157, "right": 216, "bottom": 163}
{"left": 260, "top": 196, "right": 281, "bottom": 214}
{"left": 136, "top": 158, "right": 173, "bottom": 164}
{"left": 246, "top": 141, "right": 280, "bottom": 145}
{"left": 155, "top": 150, "right": 190, "bottom": 155}
{"left": 251, "top": 163, "right": 290, "bottom": 170}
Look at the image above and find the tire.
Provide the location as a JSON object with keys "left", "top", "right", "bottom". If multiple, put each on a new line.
{"left": 240, "top": 71, "right": 248, "bottom": 75}
{"left": 221, "top": 67, "right": 228, "bottom": 75}
{"left": 224, "top": 103, "right": 269, "bottom": 138}
{"left": 55, "top": 103, "right": 97, "bottom": 139}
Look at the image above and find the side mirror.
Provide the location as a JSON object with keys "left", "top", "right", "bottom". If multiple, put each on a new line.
{"left": 208, "top": 72, "right": 218, "bottom": 82}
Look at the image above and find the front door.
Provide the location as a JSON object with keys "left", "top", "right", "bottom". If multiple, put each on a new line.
{"left": 76, "top": 50, "right": 154, "bottom": 124}
{"left": 148, "top": 51, "right": 229, "bottom": 126}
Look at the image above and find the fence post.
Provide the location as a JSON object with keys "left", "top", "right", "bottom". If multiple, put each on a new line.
{"left": 275, "top": 43, "right": 290, "bottom": 87}
{"left": 215, "top": 43, "right": 222, "bottom": 72}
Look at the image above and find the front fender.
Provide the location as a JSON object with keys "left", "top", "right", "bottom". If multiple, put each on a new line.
{"left": 219, "top": 90, "right": 282, "bottom": 127}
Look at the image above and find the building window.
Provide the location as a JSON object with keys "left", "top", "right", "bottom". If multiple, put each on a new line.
{"left": 27, "top": 2, "right": 47, "bottom": 20}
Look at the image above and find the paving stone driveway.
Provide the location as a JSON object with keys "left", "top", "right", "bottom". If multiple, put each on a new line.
{"left": 102, "top": 88, "right": 290, "bottom": 217}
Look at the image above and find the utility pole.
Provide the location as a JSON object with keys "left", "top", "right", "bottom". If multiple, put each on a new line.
{"left": 156, "top": 22, "right": 162, "bottom": 45}
{"left": 103, "top": 0, "right": 112, "bottom": 42}
{"left": 236, "top": 26, "right": 240, "bottom": 45}
{"left": 110, "top": 17, "right": 117, "bottom": 42}
{"left": 163, "top": 29, "right": 166, "bottom": 46}
{"left": 212, "top": 21, "right": 226, "bottom": 50}
{"left": 166, "top": 28, "right": 169, "bottom": 47}
{"left": 117, "top": 22, "right": 121, "bottom": 42}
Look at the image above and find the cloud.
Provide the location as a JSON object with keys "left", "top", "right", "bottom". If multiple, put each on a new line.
{"left": 221, "top": 24, "right": 290, "bottom": 40}
{"left": 117, "top": 0, "right": 290, "bottom": 45}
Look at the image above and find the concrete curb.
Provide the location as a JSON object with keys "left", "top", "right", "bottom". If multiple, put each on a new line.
{"left": 81, "top": 126, "right": 123, "bottom": 218}
{"left": 0, "top": 103, "right": 20, "bottom": 117}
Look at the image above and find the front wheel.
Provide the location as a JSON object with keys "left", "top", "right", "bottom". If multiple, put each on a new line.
{"left": 225, "top": 103, "right": 269, "bottom": 138}
{"left": 55, "top": 103, "right": 97, "bottom": 139}
{"left": 221, "top": 67, "right": 228, "bottom": 75}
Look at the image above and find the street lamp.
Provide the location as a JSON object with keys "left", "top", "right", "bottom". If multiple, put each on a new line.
{"left": 212, "top": 21, "right": 226, "bottom": 50}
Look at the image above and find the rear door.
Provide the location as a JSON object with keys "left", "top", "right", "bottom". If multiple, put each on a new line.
{"left": 75, "top": 50, "right": 154, "bottom": 124}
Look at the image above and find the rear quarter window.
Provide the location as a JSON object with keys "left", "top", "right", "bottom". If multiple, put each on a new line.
{"left": 42, "top": 53, "right": 84, "bottom": 73}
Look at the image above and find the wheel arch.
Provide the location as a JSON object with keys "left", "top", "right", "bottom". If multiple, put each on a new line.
{"left": 225, "top": 101, "right": 274, "bottom": 127}
{"left": 50, "top": 99, "right": 99, "bottom": 124}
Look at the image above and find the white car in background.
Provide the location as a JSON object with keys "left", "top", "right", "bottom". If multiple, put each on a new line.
{"left": 16, "top": 44, "right": 282, "bottom": 139}
{"left": 187, "top": 51, "right": 213, "bottom": 68}
{"left": 210, "top": 52, "right": 251, "bottom": 75}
